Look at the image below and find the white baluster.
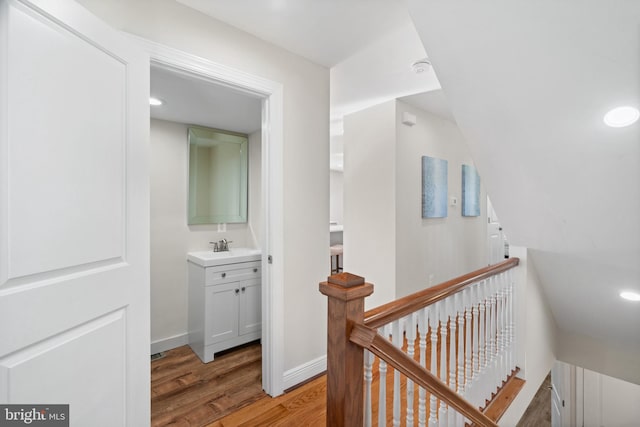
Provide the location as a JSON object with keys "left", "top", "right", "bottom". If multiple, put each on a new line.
{"left": 501, "top": 273, "right": 509, "bottom": 380}
{"left": 429, "top": 304, "right": 439, "bottom": 427}
{"left": 378, "top": 326, "right": 388, "bottom": 427}
{"left": 456, "top": 292, "right": 466, "bottom": 427}
{"left": 508, "top": 269, "right": 516, "bottom": 376}
{"left": 406, "top": 313, "right": 417, "bottom": 426}
{"left": 439, "top": 300, "right": 449, "bottom": 426}
{"left": 504, "top": 271, "right": 514, "bottom": 380}
{"left": 501, "top": 273, "right": 509, "bottom": 382}
{"left": 488, "top": 276, "right": 498, "bottom": 396}
{"left": 392, "top": 320, "right": 402, "bottom": 427}
{"left": 477, "top": 280, "right": 487, "bottom": 406}
{"left": 448, "top": 297, "right": 458, "bottom": 427}
{"left": 495, "top": 277, "right": 506, "bottom": 391}
{"left": 464, "top": 287, "right": 473, "bottom": 401}
{"left": 419, "top": 307, "right": 428, "bottom": 427}
{"left": 364, "top": 349, "right": 374, "bottom": 427}
{"left": 468, "top": 285, "right": 479, "bottom": 406}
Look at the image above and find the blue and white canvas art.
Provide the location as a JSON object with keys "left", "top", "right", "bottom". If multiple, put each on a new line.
{"left": 462, "top": 164, "right": 480, "bottom": 217}
{"left": 422, "top": 156, "right": 448, "bottom": 218}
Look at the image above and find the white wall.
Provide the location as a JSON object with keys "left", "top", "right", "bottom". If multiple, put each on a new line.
{"left": 329, "top": 170, "right": 343, "bottom": 225}
{"left": 580, "top": 368, "right": 640, "bottom": 427}
{"left": 79, "top": 0, "right": 330, "bottom": 377}
{"left": 395, "top": 101, "right": 487, "bottom": 296}
{"left": 344, "top": 100, "right": 488, "bottom": 306}
{"left": 150, "top": 119, "right": 259, "bottom": 348}
{"left": 343, "top": 100, "right": 397, "bottom": 308}
{"left": 500, "top": 246, "right": 558, "bottom": 426}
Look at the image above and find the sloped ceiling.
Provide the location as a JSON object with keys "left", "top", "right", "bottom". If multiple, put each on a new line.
{"left": 176, "top": 0, "right": 411, "bottom": 67}
{"left": 408, "top": 0, "right": 640, "bottom": 360}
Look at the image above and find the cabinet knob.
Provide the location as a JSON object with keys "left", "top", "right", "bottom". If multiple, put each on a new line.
{"left": 253, "top": 268, "right": 258, "bottom": 273}
{"left": 221, "top": 272, "right": 226, "bottom": 278}
{"left": 241, "top": 287, "right": 246, "bottom": 292}
{"left": 235, "top": 289, "right": 240, "bottom": 294}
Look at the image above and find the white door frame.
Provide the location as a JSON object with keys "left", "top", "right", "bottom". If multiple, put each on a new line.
{"left": 131, "top": 36, "right": 285, "bottom": 396}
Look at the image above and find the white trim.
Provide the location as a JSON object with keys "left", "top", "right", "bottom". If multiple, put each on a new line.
{"left": 130, "top": 34, "right": 285, "bottom": 396}
{"left": 283, "top": 355, "right": 327, "bottom": 391}
{"left": 150, "top": 333, "right": 188, "bottom": 355}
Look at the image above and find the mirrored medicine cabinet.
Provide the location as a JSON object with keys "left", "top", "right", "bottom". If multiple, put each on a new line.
{"left": 188, "top": 126, "right": 248, "bottom": 225}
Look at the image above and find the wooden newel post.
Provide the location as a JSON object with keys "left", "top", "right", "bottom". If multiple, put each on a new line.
{"left": 319, "top": 272, "right": 374, "bottom": 427}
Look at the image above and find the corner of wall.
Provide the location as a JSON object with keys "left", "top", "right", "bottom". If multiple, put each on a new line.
{"left": 343, "top": 100, "right": 398, "bottom": 308}
{"left": 499, "top": 245, "right": 558, "bottom": 425}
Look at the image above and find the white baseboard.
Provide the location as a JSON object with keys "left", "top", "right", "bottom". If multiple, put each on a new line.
{"left": 283, "top": 355, "right": 327, "bottom": 391}
{"left": 150, "top": 333, "right": 189, "bottom": 355}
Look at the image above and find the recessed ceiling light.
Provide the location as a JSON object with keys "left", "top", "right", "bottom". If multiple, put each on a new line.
{"left": 149, "top": 97, "right": 164, "bottom": 106}
{"left": 620, "top": 291, "right": 640, "bottom": 302}
{"left": 603, "top": 106, "right": 639, "bottom": 127}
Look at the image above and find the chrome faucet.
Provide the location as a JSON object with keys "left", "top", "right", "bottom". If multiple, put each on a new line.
{"left": 210, "top": 239, "right": 232, "bottom": 252}
{"left": 219, "top": 238, "right": 232, "bottom": 251}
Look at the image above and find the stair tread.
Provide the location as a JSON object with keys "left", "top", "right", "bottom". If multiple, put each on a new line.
{"left": 483, "top": 371, "right": 526, "bottom": 422}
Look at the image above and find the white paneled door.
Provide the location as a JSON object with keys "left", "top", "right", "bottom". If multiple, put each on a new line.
{"left": 0, "top": 0, "right": 149, "bottom": 426}
{"left": 551, "top": 362, "right": 571, "bottom": 427}
{"left": 486, "top": 197, "right": 503, "bottom": 265}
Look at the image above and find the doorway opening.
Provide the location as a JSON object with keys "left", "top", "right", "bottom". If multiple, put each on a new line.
{"left": 139, "top": 37, "right": 285, "bottom": 398}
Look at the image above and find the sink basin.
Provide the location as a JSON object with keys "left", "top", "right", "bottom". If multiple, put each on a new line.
{"left": 187, "top": 248, "right": 262, "bottom": 267}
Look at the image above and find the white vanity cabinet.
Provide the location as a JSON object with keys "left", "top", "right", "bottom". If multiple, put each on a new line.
{"left": 188, "top": 254, "right": 261, "bottom": 363}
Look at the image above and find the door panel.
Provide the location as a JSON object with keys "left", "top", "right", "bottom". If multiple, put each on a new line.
{"left": 239, "top": 278, "right": 261, "bottom": 335}
{"left": 0, "top": 310, "right": 126, "bottom": 426}
{"left": 0, "top": 0, "right": 149, "bottom": 425}
{"left": 206, "top": 282, "right": 239, "bottom": 344}
{"left": 551, "top": 362, "right": 571, "bottom": 427}
{"left": 6, "top": 1, "right": 127, "bottom": 279}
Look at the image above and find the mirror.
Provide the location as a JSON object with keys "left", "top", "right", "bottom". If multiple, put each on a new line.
{"left": 188, "top": 126, "right": 248, "bottom": 224}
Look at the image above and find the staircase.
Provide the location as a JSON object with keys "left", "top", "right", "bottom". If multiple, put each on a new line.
{"left": 320, "top": 258, "right": 524, "bottom": 426}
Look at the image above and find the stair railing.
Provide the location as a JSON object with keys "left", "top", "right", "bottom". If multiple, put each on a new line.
{"left": 319, "top": 258, "right": 520, "bottom": 427}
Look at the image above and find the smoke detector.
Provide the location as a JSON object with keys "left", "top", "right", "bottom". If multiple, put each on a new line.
{"left": 411, "top": 58, "right": 431, "bottom": 74}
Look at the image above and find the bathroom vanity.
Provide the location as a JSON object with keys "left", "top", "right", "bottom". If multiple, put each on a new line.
{"left": 187, "top": 249, "right": 262, "bottom": 363}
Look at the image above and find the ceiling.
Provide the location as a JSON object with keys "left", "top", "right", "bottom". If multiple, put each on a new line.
{"left": 399, "top": 90, "right": 456, "bottom": 123}
{"left": 175, "top": 0, "right": 446, "bottom": 171}
{"left": 150, "top": 65, "right": 262, "bottom": 134}
{"left": 176, "top": 0, "right": 412, "bottom": 67}
{"left": 408, "top": 0, "right": 640, "bottom": 360}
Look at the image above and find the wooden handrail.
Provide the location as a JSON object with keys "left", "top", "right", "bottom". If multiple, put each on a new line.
{"left": 364, "top": 258, "right": 519, "bottom": 329}
{"left": 350, "top": 324, "right": 499, "bottom": 427}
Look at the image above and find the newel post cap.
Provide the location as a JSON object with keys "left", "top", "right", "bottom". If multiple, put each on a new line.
{"left": 328, "top": 272, "right": 365, "bottom": 288}
{"left": 319, "top": 272, "right": 373, "bottom": 301}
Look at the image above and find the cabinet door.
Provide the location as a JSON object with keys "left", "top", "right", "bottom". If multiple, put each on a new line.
{"left": 239, "top": 278, "right": 262, "bottom": 336}
{"left": 205, "top": 282, "right": 240, "bottom": 345}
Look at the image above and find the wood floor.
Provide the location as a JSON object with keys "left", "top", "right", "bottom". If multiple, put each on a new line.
{"left": 151, "top": 342, "right": 266, "bottom": 426}
{"left": 152, "top": 342, "right": 527, "bottom": 426}
{"left": 210, "top": 375, "right": 327, "bottom": 426}
{"left": 516, "top": 373, "right": 551, "bottom": 427}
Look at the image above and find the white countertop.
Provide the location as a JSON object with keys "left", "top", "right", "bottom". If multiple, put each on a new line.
{"left": 187, "top": 248, "right": 261, "bottom": 267}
